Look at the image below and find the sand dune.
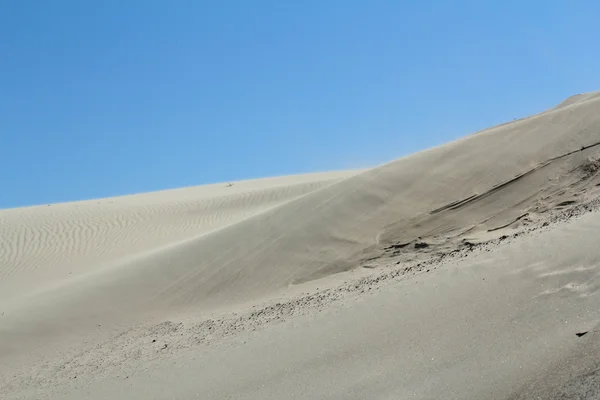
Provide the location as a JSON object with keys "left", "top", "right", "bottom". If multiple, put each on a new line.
{"left": 0, "top": 171, "right": 354, "bottom": 298}
{"left": 49, "top": 209, "right": 600, "bottom": 400}
{"left": 2, "top": 92, "right": 600, "bottom": 399}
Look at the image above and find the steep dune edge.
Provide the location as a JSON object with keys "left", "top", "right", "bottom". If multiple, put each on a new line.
{"left": 3, "top": 93, "right": 600, "bottom": 358}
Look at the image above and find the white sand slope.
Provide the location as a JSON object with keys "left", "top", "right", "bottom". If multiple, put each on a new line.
{"left": 2, "top": 91, "right": 600, "bottom": 399}
{"left": 0, "top": 171, "right": 358, "bottom": 346}
{"left": 50, "top": 209, "right": 600, "bottom": 400}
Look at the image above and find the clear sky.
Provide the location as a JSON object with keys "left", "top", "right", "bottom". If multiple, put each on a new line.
{"left": 2, "top": 1, "right": 600, "bottom": 208}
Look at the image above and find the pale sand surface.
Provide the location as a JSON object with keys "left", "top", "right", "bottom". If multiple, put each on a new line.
{"left": 2, "top": 92, "right": 600, "bottom": 399}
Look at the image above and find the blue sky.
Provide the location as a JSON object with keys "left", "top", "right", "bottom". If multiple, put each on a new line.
{"left": 2, "top": 1, "right": 600, "bottom": 208}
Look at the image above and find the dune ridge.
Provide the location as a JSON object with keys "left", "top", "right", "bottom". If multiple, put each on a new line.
{"left": 3, "top": 92, "right": 600, "bottom": 399}
{"left": 3, "top": 93, "right": 600, "bottom": 333}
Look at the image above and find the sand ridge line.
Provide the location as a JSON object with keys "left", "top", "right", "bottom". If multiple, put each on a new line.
{"left": 431, "top": 140, "right": 600, "bottom": 216}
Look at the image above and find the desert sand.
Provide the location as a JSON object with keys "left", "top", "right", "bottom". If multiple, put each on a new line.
{"left": 2, "top": 92, "right": 600, "bottom": 399}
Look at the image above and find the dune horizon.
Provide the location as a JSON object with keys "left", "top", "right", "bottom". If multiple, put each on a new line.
{"left": 3, "top": 91, "right": 600, "bottom": 399}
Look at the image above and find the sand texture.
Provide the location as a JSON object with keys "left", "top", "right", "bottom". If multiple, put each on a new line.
{"left": 3, "top": 92, "right": 600, "bottom": 399}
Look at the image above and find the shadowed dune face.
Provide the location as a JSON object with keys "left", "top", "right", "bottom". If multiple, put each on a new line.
{"left": 2, "top": 92, "right": 600, "bottom": 354}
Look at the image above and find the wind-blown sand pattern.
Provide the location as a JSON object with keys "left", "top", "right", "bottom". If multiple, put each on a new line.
{"left": 3, "top": 92, "right": 600, "bottom": 399}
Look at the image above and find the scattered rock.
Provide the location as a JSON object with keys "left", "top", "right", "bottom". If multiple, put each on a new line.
{"left": 580, "top": 157, "right": 600, "bottom": 177}
{"left": 386, "top": 242, "right": 410, "bottom": 250}
{"left": 556, "top": 200, "right": 577, "bottom": 207}
{"left": 414, "top": 242, "right": 429, "bottom": 249}
{"left": 576, "top": 331, "right": 588, "bottom": 337}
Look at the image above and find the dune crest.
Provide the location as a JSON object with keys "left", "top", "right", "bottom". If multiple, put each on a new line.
{"left": 3, "top": 92, "right": 600, "bottom": 399}
{"left": 3, "top": 94, "right": 600, "bottom": 341}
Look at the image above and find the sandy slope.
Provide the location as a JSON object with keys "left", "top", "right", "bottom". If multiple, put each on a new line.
{"left": 2, "top": 91, "right": 600, "bottom": 399}
{"left": 45, "top": 209, "right": 600, "bottom": 400}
